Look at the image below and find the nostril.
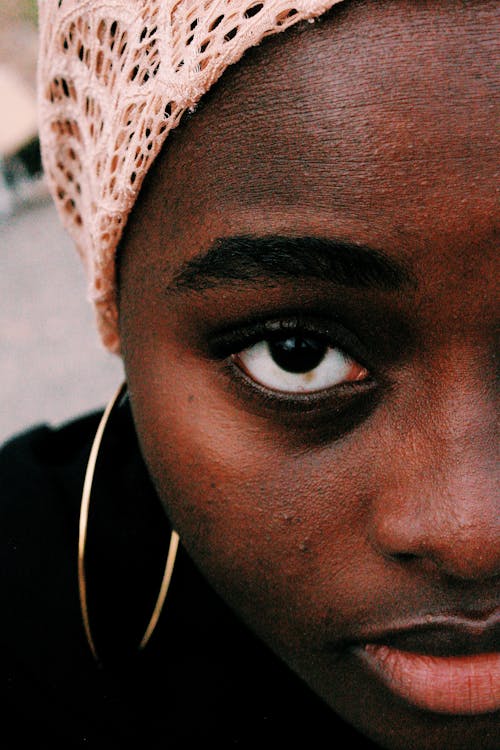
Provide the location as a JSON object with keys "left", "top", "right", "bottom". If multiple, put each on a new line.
{"left": 394, "top": 552, "right": 419, "bottom": 563}
{"left": 389, "top": 552, "right": 420, "bottom": 564}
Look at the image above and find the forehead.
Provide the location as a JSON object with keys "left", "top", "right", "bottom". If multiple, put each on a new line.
{"left": 126, "top": 0, "right": 498, "bottom": 269}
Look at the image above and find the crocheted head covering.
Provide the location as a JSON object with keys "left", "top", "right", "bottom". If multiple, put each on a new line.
{"left": 38, "top": 0, "right": 345, "bottom": 351}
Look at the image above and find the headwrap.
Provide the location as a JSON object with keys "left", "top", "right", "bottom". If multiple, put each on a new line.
{"left": 38, "top": 0, "right": 344, "bottom": 351}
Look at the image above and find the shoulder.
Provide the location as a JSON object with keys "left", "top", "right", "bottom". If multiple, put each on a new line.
{"left": 0, "top": 412, "right": 101, "bottom": 568}
{"left": 0, "top": 413, "right": 109, "bottom": 747}
{"left": 0, "top": 412, "right": 102, "bottom": 617}
{"left": 0, "top": 411, "right": 101, "bottom": 486}
{"left": 0, "top": 411, "right": 100, "bottom": 521}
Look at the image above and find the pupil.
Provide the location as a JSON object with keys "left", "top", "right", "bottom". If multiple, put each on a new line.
{"left": 268, "top": 337, "right": 327, "bottom": 374}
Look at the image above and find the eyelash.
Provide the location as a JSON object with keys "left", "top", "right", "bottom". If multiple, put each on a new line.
{"left": 212, "top": 315, "right": 365, "bottom": 355}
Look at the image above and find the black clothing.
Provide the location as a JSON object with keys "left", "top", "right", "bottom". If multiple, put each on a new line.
{"left": 1, "top": 406, "right": 379, "bottom": 748}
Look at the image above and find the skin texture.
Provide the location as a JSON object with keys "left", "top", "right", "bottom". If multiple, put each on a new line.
{"left": 118, "top": 1, "right": 499, "bottom": 748}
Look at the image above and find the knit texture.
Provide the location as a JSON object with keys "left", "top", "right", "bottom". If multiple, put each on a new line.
{"left": 38, "top": 0, "right": 344, "bottom": 351}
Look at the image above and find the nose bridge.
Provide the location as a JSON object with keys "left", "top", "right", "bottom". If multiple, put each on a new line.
{"left": 369, "top": 354, "right": 499, "bottom": 582}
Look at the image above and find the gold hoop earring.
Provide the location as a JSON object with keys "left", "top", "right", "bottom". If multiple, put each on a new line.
{"left": 78, "top": 382, "right": 180, "bottom": 664}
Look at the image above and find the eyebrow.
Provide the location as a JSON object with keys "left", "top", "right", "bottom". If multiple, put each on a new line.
{"left": 167, "top": 235, "right": 416, "bottom": 293}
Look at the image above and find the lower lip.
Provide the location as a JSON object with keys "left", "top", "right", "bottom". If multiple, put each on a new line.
{"left": 359, "top": 644, "right": 500, "bottom": 715}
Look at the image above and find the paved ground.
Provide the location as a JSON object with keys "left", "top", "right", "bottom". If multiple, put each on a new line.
{"left": 0, "top": 196, "right": 123, "bottom": 443}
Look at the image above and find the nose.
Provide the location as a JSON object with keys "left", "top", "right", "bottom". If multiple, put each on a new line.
{"left": 369, "top": 380, "right": 499, "bottom": 583}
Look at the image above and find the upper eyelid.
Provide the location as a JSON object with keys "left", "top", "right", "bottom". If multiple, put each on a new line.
{"left": 209, "top": 315, "right": 372, "bottom": 369}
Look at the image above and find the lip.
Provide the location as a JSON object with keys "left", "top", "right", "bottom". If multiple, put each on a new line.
{"left": 362, "top": 613, "right": 500, "bottom": 656}
{"left": 350, "top": 612, "right": 500, "bottom": 715}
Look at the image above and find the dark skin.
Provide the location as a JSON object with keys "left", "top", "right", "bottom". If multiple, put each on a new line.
{"left": 118, "top": 1, "right": 499, "bottom": 748}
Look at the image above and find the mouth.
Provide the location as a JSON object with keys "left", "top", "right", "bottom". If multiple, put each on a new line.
{"left": 349, "top": 611, "right": 500, "bottom": 715}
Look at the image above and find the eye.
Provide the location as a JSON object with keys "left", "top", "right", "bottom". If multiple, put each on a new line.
{"left": 232, "top": 335, "right": 368, "bottom": 394}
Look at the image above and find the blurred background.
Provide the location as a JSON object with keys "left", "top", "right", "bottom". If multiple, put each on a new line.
{"left": 0, "top": 1, "right": 122, "bottom": 444}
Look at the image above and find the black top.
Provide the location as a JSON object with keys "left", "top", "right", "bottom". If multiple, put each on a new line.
{"left": 0, "top": 403, "right": 379, "bottom": 748}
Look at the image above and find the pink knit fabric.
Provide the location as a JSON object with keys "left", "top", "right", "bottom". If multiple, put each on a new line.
{"left": 38, "top": 0, "right": 344, "bottom": 351}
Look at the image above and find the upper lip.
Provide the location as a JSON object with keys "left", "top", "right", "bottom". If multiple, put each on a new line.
{"left": 343, "top": 610, "right": 500, "bottom": 657}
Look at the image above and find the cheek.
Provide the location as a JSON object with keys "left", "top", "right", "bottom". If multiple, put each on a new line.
{"left": 125, "top": 346, "right": 376, "bottom": 654}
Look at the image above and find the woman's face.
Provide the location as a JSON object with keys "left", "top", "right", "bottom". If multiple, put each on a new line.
{"left": 118, "top": 1, "right": 499, "bottom": 747}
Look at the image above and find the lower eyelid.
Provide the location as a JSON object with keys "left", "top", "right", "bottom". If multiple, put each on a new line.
{"left": 226, "top": 354, "right": 375, "bottom": 402}
{"left": 217, "top": 357, "right": 381, "bottom": 443}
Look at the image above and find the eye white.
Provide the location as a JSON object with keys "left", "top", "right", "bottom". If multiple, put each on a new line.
{"left": 234, "top": 339, "right": 364, "bottom": 394}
